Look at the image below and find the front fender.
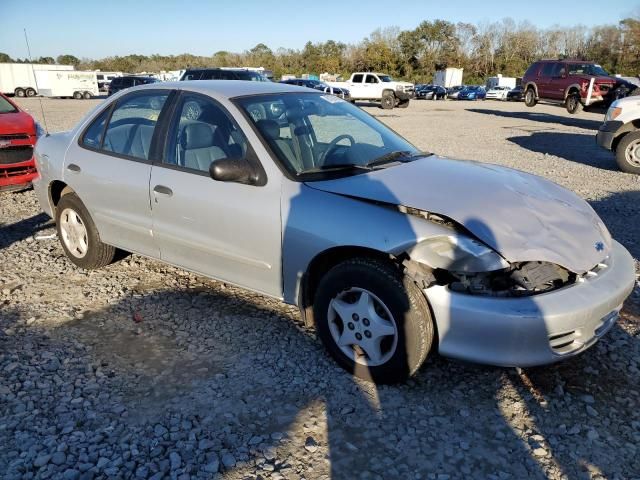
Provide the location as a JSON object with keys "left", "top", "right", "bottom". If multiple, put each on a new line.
{"left": 280, "top": 181, "right": 454, "bottom": 304}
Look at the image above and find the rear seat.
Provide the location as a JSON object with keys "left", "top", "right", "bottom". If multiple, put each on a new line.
{"left": 104, "top": 123, "right": 155, "bottom": 159}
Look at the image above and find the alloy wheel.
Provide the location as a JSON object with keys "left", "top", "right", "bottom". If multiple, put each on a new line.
{"left": 59, "top": 208, "right": 89, "bottom": 258}
{"left": 327, "top": 287, "right": 398, "bottom": 367}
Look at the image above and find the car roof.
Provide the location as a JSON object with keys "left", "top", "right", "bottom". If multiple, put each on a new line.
{"left": 133, "top": 80, "right": 309, "bottom": 98}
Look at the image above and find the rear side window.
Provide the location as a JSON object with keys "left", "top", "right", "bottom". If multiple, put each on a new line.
{"left": 81, "top": 107, "right": 111, "bottom": 149}
{"left": 540, "top": 63, "right": 555, "bottom": 76}
{"left": 524, "top": 62, "right": 539, "bottom": 78}
{"left": 352, "top": 74, "right": 363, "bottom": 83}
{"left": 101, "top": 92, "right": 169, "bottom": 160}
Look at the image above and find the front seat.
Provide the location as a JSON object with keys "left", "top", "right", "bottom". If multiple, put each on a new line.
{"left": 182, "top": 122, "right": 227, "bottom": 171}
{"left": 256, "top": 119, "right": 300, "bottom": 171}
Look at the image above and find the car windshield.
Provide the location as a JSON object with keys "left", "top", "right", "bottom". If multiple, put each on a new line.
{"left": 0, "top": 96, "right": 18, "bottom": 114}
{"left": 378, "top": 75, "right": 393, "bottom": 82}
{"left": 235, "top": 92, "right": 422, "bottom": 179}
{"left": 568, "top": 64, "right": 609, "bottom": 76}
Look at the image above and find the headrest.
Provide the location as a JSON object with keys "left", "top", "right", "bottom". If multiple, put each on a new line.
{"left": 183, "top": 122, "right": 215, "bottom": 150}
{"left": 256, "top": 119, "right": 280, "bottom": 140}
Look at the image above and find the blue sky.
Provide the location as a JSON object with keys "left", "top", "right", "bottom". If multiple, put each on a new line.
{"left": 1, "top": 0, "right": 638, "bottom": 60}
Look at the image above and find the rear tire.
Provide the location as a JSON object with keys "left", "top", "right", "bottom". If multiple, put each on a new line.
{"left": 314, "top": 257, "right": 434, "bottom": 384}
{"left": 524, "top": 87, "right": 537, "bottom": 107}
{"left": 615, "top": 131, "right": 640, "bottom": 174}
{"left": 55, "top": 192, "right": 116, "bottom": 269}
{"left": 25, "top": 88, "right": 37, "bottom": 97}
{"left": 381, "top": 91, "right": 395, "bottom": 110}
{"left": 15, "top": 88, "right": 25, "bottom": 97}
{"left": 565, "top": 92, "right": 583, "bottom": 114}
{"left": 73, "top": 91, "right": 83, "bottom": 100}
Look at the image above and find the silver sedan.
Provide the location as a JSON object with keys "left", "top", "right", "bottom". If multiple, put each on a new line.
{"left": 32, "top": 81, "right": 636, "bottom": 383}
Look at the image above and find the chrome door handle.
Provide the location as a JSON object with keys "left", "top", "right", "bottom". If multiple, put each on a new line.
{"left": 67, "top": 163, "right": 81, "bottom": 173}
{"left": 153, "top": 185, "right": 173, "bottom": 196}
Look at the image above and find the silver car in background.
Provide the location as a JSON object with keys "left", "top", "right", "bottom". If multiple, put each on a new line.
{"left": 32, "top": 81, "right": 636, "bottom": 383}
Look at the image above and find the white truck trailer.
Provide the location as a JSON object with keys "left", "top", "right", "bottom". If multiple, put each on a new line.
{"left": 0, "top": 63, "right": 75, "bottom": 97}
{"left": 433, "top": 68, "right": 464, "bottom": 88}
{"left": 486, "top": 74, "right": 517, "bottom": 90}
{"left": 34, "top": 70, "right": 99, "bottom": 99}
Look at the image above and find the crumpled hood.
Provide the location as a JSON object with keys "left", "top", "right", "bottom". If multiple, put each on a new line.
{"left": 306, "top": 157, "right": 611, "bottom": 274}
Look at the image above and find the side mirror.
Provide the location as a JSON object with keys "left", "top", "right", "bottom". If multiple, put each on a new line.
{"left": 209, "top": 158, "right": 255, "bottom": 185}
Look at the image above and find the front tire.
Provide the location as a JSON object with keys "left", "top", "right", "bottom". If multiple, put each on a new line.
{"left": 524, "top": 87, "right": 537, "bottom": 107}
{"left": 26, "top": 88, "right": 37, "bottom": 97}
{"left": 616, "top": 131, "right": 640, "bottom": 174}
{"left": 381, "top": 91, "right": 395, "bottom": 110}
{"left": 55, "top": 193, "right": 116, "bottom": 269}
{"left": 565, "top": 93, "right": 583, "bottom": 114}
{"left": 83, "top": 91, "right": 92, "bottom": 100}
{"left": 314, "top": 258, "right": 434, "bottom": 384}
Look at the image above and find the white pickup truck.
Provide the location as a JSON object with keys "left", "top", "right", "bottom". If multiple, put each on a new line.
{"left": 327, "top": 72, "right": 414, "bottom": 109}
{"left": 597, "top": 95, "right": 640, "bottom": 174}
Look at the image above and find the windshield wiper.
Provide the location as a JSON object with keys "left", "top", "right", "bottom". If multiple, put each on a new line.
{"left": 298, "top": 163, "right": 372, "bottom": 175}
{"left": 366, "top": 150, "right": 432, "bottom": 168}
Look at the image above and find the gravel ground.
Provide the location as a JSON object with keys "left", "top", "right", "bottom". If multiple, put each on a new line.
{"left": 1, "top": 96, "right": 639, "bottom": 480}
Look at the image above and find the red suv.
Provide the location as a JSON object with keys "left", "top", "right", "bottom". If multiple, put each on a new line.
{"left": 0, "top": 93, "right": 39, "bottom": 192}
{"left": 522, "top": 60, "right": 634, "bottom": 114}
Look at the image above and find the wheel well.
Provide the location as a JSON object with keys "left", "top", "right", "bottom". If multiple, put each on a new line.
{"left": 299, "top": 246, "right": 398, "bottom": 326}
{"left": 49, "top": 181, "right": 74, "bottom": 212}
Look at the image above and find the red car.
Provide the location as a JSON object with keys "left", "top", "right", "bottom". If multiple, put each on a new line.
{"left": 0, "top": 93, "right": 39, "bottom": 191}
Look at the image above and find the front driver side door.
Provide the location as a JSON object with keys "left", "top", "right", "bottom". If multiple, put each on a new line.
{"left": 149, "top": 92, "right": 282, "bottom": 297}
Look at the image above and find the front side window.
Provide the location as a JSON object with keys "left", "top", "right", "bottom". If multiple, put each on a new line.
{"left": 236, "top": 93, "right": 420, "bottom": 178}
{"left": 365, "top": 75, "right": 379, "bottom": 84}
{"left": 165, "top": 93, "right": 248, "bottom": 172}
{"left": 101, "top": 92, "right": 169, "bottom": 160}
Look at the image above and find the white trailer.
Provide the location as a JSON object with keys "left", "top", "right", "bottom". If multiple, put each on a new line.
{"left": 34, "top": 70, "right": 99, "bottom": 99}
{"left": 486, "top": 74, "right": 517, "bottom": 90}
{"left": 433, "top": 68, "right": 463, "bottom": 88}
{"left": 0, "top": 63, "right": 75, "bottom": 97}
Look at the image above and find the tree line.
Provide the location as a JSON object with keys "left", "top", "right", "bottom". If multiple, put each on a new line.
{"left": 1, "top": 16, "right": 638, "bottom": 83}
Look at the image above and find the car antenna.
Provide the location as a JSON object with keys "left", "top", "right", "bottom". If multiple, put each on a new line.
{"left": 24, "top": 28, "right": 49, "bottom": 136}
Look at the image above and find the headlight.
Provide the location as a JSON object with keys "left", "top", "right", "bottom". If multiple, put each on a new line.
{"left": 605, "top": 107, "right": 622, "bottom": 122}
{"left": 396, "top": 85, "right": 404, "bottom": 91}
{"left": 407, "top": 234, "right": 509, "bottom": 273}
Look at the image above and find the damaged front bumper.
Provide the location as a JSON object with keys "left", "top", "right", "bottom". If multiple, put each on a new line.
{"left": 424, "top": 240, "right": 636, "bottom": 367}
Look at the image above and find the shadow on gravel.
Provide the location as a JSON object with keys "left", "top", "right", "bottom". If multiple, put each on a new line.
{"left": 0, "top": 212, "right": 52, "bottom": 250}
{"left": 507, "top": 132, "right": 618, "bottom": 171}
{"left": 467, "top": 108, "right": 603, "bottom": 130}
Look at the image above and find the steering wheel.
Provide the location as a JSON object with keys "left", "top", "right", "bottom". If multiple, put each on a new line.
{"left": 320, "top": 134, "right": 356, "bottom": 165}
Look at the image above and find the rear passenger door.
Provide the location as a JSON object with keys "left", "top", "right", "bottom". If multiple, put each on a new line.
{"left": 64, "top": 89, "right": 173, "bottom": 258}
{"left": 536, "top": 62, "right": 555, "bottom": 98}
{"left": 348, "top": 74, "right": 366, "bottom": 99}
